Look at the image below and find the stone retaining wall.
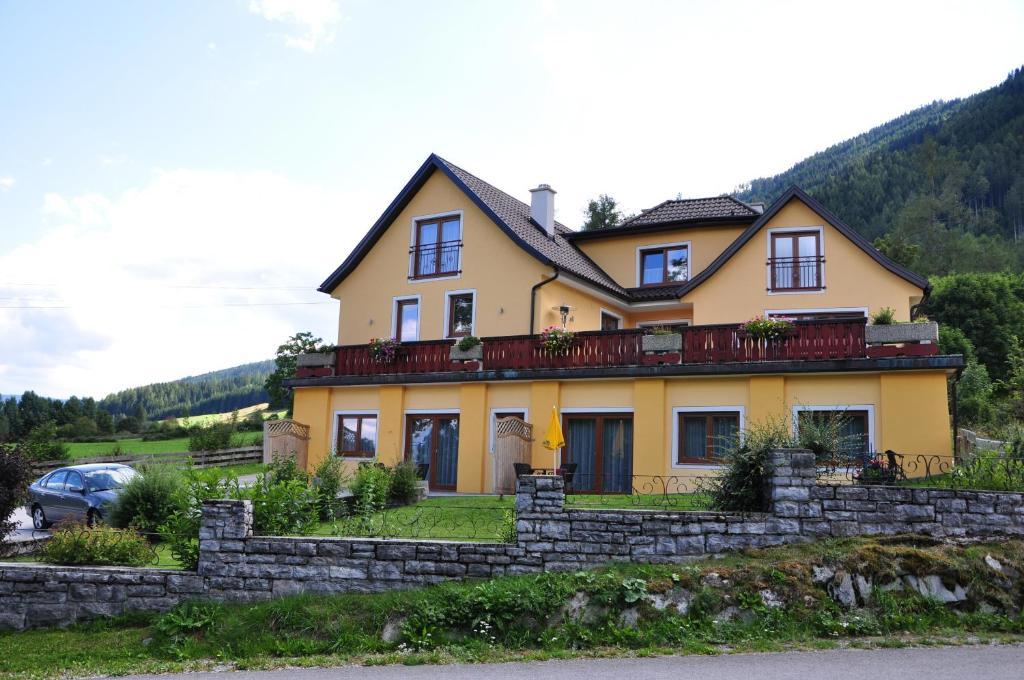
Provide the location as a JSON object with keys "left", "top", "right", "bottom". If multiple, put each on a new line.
{"left": 3, "top": 449, "right": 1024, "bottom": 630}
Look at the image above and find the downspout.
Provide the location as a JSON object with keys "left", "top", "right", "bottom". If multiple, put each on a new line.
{"left": 529, "top": 269, "right": 560, "bottom": 334}
{"left": 951, "top": 365, "right": 964, "bottom": 460}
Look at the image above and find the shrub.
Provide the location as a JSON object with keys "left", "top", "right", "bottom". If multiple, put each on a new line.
{"left": 188, "top": 422, "right": 237, "bottom": 452}
{"left": 158, "top": 467, "right": 240, "bottom": 570}
{"left": 243, "top": 476, "right": 319, "bottom": 536}
{"left": 871, "top": 307, "right": 896, "bottom": 325}
{"left": 350, "top": 463, "right": 392, "bottom": 515}
{"left": 456, "top": 335, "right": 481, "bottom": 352}
{"left": 313, "top": 456, "right": 347, "bottom": 521}
{"left": 389, "top": 460, "right": 420, "bottom": 505}
{"left": 266, "top": 457, "right": 308, "bottom": 486}
{"left": 23, "top": 421, "right": 69, "bottom": 461}
{"left": 109, "top": 465, "right": 187, "bottom": 535}
{"left": 0, "top": 444, "right": 33, "bottom": 556}
{"left": 539, "top": 326, "right": 574, "bottom": 355}
{"left": 711, "top": 417, "right": 792, "bottom": 512}
{"left": 40, "top": 523, "right": 153, "bottom": 566}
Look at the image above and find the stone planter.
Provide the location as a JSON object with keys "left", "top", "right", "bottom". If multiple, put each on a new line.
{"left": 642, "top": 333, "right": 682, "bottom": 353}
{"left": 450, "top": 344, "right": 483, "bottom": 362}
{"left": 297, "top": 351, "right": 336, "bottom": 368}
{"left": 865, "top": 321, "right": 938, "bottom": 345}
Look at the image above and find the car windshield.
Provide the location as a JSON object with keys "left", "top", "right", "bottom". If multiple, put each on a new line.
{"left": 85, "top": 468, "right": 137, "bottom": 492}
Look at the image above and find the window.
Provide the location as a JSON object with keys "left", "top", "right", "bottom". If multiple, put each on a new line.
{"left": 65, "top": 471, "right": 84, "bottom": 491}
{"left": 447, "top": 293, "right": 474, "bottom": 337}
{"left": 640, "top": 244, "right": 689, "bottom": 286}
{"left": 44, "top": 470, "right": 68, "bottom": 489}
{"left": 411, "top": 215, "right": 461, "bottom": 279}
{"left": 395, "top": 298, "right": 419, "bottom": 341}
{"left": 770, "top": 231, "right": 822, "bottom": 291}
{"left": 797, "top": 409, "right": 870, "bottom": 461}
{"left": 677, "top": 412, "right": 739, "bottom": 464}
{"left": 336, "top": 414, "right": 378, "bottom": 458}
{"left": 767, "top": 310, "right": 865, "bottom": 321}
{"left": 601, "top": 311, "right": 621, "bottom": 331}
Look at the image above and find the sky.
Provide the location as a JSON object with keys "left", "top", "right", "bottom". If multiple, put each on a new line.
{"left": 0, "top": 0, "right": 1022, "bottom": 399}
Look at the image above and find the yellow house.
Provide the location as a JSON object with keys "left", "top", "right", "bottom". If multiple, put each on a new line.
{"left": 290, "top": 154, "right": 962, "bottom": 493}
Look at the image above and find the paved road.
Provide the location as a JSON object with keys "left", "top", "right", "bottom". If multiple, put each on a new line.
{"left": 115, "top": 645, "right": 1024, "bottom": 680}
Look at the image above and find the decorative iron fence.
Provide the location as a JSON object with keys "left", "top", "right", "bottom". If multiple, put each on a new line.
{"left": 821, "top": 452, "right": 1024, "bottom": 492}
{"left": 563, "top": 473, "right": 719, "bottom": 511}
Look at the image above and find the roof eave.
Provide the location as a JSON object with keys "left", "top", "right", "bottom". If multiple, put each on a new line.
{"left": 565, "top": 214, "right": 759, "bottom": 241}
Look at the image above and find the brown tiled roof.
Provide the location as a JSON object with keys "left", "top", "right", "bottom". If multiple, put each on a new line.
{"left": 435, "top": 157, "right": 628, "bottom": 296}
{"left": 622, "top": 196, "right": 760, "bottom": 227}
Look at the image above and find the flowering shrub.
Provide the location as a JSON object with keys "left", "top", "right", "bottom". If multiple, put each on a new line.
{"left": 853, "top": 456, "right": 895, "bottom": 485}
{"left": 539, "top": 326, "right": 574, "bottom": 355}
{"left": 369, "top": 337, "right": 401, "bottom": 363}
{"left": 740, "top": 316, "right": 794, "bottom": 341}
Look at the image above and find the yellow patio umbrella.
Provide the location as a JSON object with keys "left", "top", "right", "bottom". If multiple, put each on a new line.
{"left": 541, "top": 406, "right": 565, "bottom": 473}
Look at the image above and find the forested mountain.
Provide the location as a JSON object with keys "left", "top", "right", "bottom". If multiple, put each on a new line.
{"left": 97, "top": 360, "right": 274, "bottom": 420}
{"left": 737, "top": 68, "right": 1024, "bottom": 276}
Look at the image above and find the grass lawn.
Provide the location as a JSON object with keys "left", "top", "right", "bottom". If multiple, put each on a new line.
{"left": 11, "top": 542, "right": 183, "bottom": 570}
{"left": 66, "top": 437, "right": 192, "bottom": 459}
{"left": 317, "top": 492, "right": 711, "bottom": 542}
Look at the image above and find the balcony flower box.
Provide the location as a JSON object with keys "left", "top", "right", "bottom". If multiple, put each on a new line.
{"left": 642, "top": 333, "right": 682, "bottom": 353}
{"left": 865, "top": 321, "right": 938, "bottom": 345}
{"left": 449, "top": 343, "right": 483, "bottom": 362}
{"left": 296, "top": 351, "right": 336, "bottom": 368}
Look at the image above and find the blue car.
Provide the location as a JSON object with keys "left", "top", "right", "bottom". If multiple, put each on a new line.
{"left": 26, "top": 463, "right": 138, "bottom": 529}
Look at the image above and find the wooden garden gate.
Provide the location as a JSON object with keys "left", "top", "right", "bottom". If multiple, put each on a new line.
{"left": 494, "top": 416, "right": 533, "bottom": 494}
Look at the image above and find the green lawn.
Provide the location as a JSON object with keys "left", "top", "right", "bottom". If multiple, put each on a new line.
{"left": 66, "top": 437, "right": 192, "bottom": 459}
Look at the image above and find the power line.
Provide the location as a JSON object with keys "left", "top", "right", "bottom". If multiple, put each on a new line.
{"left": 0, "top": 301, "right": 335, "bottom": 310}
{"left": 0, "top": 282, "right": 315, "bottom": 290}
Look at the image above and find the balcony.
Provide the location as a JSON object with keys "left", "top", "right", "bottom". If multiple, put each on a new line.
{"left": 768, "top": 255, "right": 824, "bottom": 291}
{"left": 409, "top": 240, "right": 462, "bottom": 280}
{"left": 292, "top": 319, "right": 943, "bottom": 382}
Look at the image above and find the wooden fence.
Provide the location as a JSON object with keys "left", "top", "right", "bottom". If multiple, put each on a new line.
{"left": 31, "top": 446, "right": 262, "bottom": 475}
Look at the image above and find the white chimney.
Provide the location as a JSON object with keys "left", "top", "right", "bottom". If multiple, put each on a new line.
{"left": 530, "top": 184, "right": 556, "bottom": 238}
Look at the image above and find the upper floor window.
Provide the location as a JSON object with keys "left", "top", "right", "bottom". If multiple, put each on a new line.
{"left": 446, "top": 292, "right": 474, "bottom": 337}
{"left": 770, "top": 231, "right": 823, "bottom": 291}
{"left": 395, "top": 297, "right": 419, "bottom": 341}
{"left": 639, "top": 244, "right": 688, "bottom": 286}
{"left": 411, "top": 215, "right": 462, "bottom": 279}
{"left": 601, "top": 311, "right": 622, "bottom": 331}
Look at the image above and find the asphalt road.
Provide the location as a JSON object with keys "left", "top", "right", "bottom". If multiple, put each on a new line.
{"left": 115, "top": 645, "right": 1024, "bottom": 680}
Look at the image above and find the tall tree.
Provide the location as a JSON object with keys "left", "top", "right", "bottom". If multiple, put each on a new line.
{"left": 582, "top": 194, "right": 625, "bottom": 231}
{"left": 265, "top": 332, "right": 326, "bottom": 410}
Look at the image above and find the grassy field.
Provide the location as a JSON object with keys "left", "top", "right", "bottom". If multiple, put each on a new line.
{"left": 170, "top": 404, "right": 287, "bottom": 428}
{"left": 66, "top": 433, "right": 263, "bottom": 460}
{"left": 2, "top": 537, "right": 1023, "bottom": 680}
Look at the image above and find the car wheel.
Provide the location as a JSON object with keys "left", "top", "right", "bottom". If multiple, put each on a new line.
{"left": 86, "top": 509, "right": 101, "bottom": 528}
{"left": 32, "top": 505, "right": 51, "bottom": 530}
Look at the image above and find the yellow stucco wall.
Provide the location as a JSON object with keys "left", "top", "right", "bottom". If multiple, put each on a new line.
{"left": 328, "top": 170, "right": 551, "bottom": 344}
{"left": 684, "top": 198, "right": 925, "bottom": 324}
{"left": 291, "top": 368, "right": 952, "bottom": 491}
{"left": 574, "top": 224, "right": 747, "bottom": 288}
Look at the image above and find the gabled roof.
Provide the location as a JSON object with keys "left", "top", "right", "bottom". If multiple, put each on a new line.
{"left": 623, "top": 195, "right": 761, "bottom": 227}
{"left": 670, "top": 186, "right": 931, "bottom": 297}
{"left": 318, "top": 154, "right": 626, "bottom": 297}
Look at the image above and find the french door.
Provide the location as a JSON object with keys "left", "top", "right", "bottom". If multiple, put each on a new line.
{"left": 562, "top": 413, "right": 633, "bottom": 494}
{"left": 405, "top": 414, "right": 460, "bottom": 491}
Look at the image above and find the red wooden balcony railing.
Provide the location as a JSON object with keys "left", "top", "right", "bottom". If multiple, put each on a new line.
{"left": 293, "top": 319, "right": 872, "bottom": 379}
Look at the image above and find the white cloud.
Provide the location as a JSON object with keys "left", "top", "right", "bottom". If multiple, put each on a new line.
{"left": 0, "top": 176, "right": 14, "bottom": 192}
{"left": 0, "top": 169, "right": 370, "bottom": 398}
{"left": 97, "top": 154, "right": 127, "bottom": 167}
{"left": 248, "top": 0, "right": 342, "bottom": 52}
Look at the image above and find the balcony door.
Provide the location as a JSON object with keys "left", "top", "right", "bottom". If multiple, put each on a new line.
{"left": 412, "top": 216, "right": 461, "bottom": 279}
{"left": 562, "top": 413, "right": 633, "bottom": 494}
{"left": 771, "top": 231, "right": 822, "bottom": 291}
{"left": 405, "top": 414, "right": 460, "bottom": 491}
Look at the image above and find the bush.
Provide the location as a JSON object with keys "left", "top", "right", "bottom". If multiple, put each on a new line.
{"left": 159, "top": 467, "right": 240, "bottom": 570}
{"left": 0, "top": 444, "right": 33, "bottom": 555}
{"left": 266, "top": 457, "right": 308, "bottom": 486}
{"left": 871, "top": 307, "right": 896, "bottom": 325}
{"left": 711, "top": 417, "right": 792, "bottom": 513}
{"left": 349, "top": 463, "right": 392, "bottom": 515}
{"left": 23, "top": 421, "right": 69, "bottom": 461}
{"left": 109, "top": 465, "right": 187, "bottom": 535}
{"left": 389, "top": 460, "right": 420, "bottom": 505}
{"left": 188, "top": 422, "right": 237, "bottom": 452}
{"left": 243, "top": 475, "right": 319, "bottom": 536}
{"left": 313, "top": 456, "right": 347, "bottom": 521}
{"left": 40, "top": 523, "right": 153, "bottom": 566}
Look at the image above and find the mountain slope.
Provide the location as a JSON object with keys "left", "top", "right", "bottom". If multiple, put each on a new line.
{"left": 736, "top": 68, "right": 1024, "bottom": 275}
{"left": 98, "top": 360, "right": 274, "bottom": 420}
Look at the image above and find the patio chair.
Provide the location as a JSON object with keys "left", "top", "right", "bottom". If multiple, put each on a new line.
{"left": 513, "top": 462, "right": 534, "bottom": 478}
{"left": 884, "top": 450, "right": 907, "bottom": 482}
{"left": 415, "top": 463, "right": 430, "bottom": 480}
{"left": 557, "top": 462, "right": 577, "bottom": 487}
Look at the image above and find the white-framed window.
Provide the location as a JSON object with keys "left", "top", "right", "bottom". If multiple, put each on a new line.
{"left": 409, "top": 210, "right": 463, "bottom": 282}
{"left": 636, "top": 241, "right": 691, "bottom": 287}
{"left": 636, "top": 319, "right": 691, "bottom": 330}
{"left": 444, "top": 289, "right": 477, "bottom": 338}
{"left": 791, "top": 404, "right": 875, "bottom": 459}
{"left": 671, "top": 406, "right": 744, "bottom": 468}
{"left": 600, "top": 308, "right": 623, "bottom": 331}
{"left": 392, "top": 295, "right": 420, "bottom": 341}
{"left": 766, "top": 226, "right": 825, "bottom": 294}
{"left": 488, "top": 408, "right": 529, "bottom": 453}
{"left": 765, "top": 307, "right": 866, "bottom": 320}
{"left": 331, "top": 410, "right": 380, "bottom": 459}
